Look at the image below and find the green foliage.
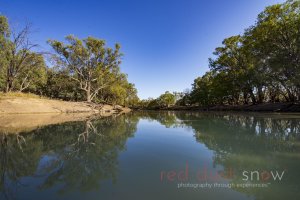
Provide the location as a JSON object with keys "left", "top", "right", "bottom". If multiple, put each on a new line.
{"left": 139, "top": 91, "right": 176, "bottom": 109}
{"left": 190, "top": 73, "right": 213, "bottom": 106}
{"left": 247, "top": 0, "right": 300, "bottom": 101}
{"left": 0, "top": 16, "right": 10, "bottom": 37}
{"left": 184, "top": 0, "right": 300, "bottom": 107}
{"left": 98, "top": 74, "right": 139, "bottom": 106}
{"left": 157, "top": 91, "right": 176, "bottom": 108}
{"left": 42, "top": 68, "right": 84, "bottom": 101}
{"left": 0, "top": 15, "right": 139, "bottom": 105}
{"left": 0, "top": 16, "right": 10, "bottom": 63}
{"left": 48, "top": 35, "right": 125, "bottom": 102}
{"left": 0, "top": 15, "right": 47, "bottom": 93}
{"left": 14, "top": 53, "right": 47, "bottom": 93}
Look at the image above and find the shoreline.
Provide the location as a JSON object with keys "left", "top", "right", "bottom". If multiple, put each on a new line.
{"left": 135, "top": 102, "right": 300, "bottom": 113}
{"left": 0, "top": 96, "right": 131, "bottom": 134}
{"left": 0, "top": 95, "right": 131, "bottom": 114}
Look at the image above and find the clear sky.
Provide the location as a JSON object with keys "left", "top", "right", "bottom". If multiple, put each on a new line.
{"left": 0, "top": 0, "right": 285, "bottom": 99}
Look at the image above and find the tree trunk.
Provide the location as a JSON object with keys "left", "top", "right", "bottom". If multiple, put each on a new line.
{"left": 19, "top": 76, "right": 29, "bottom": 92}
{"left": 86, "top": 82, "right": 91, "bottom": 102}
{"left": 257, "top": 86, "right": 264, "bottom": 103}
{"left": 5, "top": 79, "right": 13, "bottom": 93}
{"left": 249, "top": 89, "right": 256, "bottom": 104}
{"left": 5, "top": 66, "right": 13, "bottom": 93}
{"left": 243, "top": 91, "right": 249, "bottom": 105}
{"left": 287, "top": 88, "right": 295, "bottom": 102}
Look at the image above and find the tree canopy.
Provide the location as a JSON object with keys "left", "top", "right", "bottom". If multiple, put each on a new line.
{"left": 175, "top": 0, "right": 300, "bottom": 107}
{"left": 48, "top": 35, "right": 124, "bottom": 102}
{"left": 0, "top": 16, "right": 138, "bottom": 105}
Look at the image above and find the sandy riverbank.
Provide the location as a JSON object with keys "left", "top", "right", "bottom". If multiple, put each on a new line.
{"left": 0, "top": 93, "right": 131, "bottom": 134}
{"left": 0, "top": 93, "right": 130, "bottom": 114}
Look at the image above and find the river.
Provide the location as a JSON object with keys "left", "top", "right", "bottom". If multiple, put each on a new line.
{"left": 0, "top": 111, "right": 299, "bottom": 200}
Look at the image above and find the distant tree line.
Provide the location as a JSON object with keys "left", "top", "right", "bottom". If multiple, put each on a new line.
{"left": 138, "top": 91, "right": 176, "bottom": 109}
{"left": 0, "top": 15, "right": 139, "bottom": 106}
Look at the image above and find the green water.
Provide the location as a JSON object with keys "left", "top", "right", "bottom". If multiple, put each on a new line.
{"left": 0, "top": 111, "right": 299, "bottom": 200}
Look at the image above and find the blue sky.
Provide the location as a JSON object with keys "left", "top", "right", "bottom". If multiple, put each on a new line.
{"left": 0, "top": 0, "right": 285, "bottom": 99}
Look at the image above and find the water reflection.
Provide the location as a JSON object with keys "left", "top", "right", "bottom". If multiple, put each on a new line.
{"left": 133, "top": 111, "right": 300, "bottom": 200}
{"left": 0, "top": 132, "right": 41, "bottom": 200}
{"left": 0, "top": 111, "right": 299, "bottom": 200}
{"left": 0, "top": 114, "right": 138, "bottom": 199}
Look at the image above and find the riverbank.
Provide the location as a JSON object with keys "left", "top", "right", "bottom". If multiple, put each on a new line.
{"left": 137, "top": 102, "right": 300, "bottom": 112}
{"left": 0, "top": 92, "right": 130, "bottom": 114}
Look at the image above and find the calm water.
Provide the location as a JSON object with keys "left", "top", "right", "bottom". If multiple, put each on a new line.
{"left": 0, "top": 111, "right": 300, "bottom": 200}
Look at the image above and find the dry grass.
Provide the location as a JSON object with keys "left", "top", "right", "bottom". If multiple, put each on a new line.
{"left": 0, "top": 92, "right": 46, "bottom": 100}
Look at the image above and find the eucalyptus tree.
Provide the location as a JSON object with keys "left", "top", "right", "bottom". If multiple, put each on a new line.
{"left": 209, "top": 35, "right": 262, "bottom": 104}
{"left": 190, "top": 72, "right": 214, "bottom": 106}
{"left": 185, "top": 0, "right": 300, "bottom": 106}
{"left": 42, "top": 68, "right": 83, "bottom": 101}
{"left": 48, "top": 35, "right": 123, "bottom": 102}
{"left": 14, "top": 53, "right": 47, "bottom": 92}
{"left": 0, "top": 16, "right": 10, "bottom": 90}
{"left": 245, "top": 0, "right": 300, "bottom": 101}
{"left": 158, "top": 91, "right": 176, "bottom": 108}
{"left": 0, "top": 15, "right": 46, "bottom": 93}
{"left": 100, "top": 76, "right": 139, "bottom": 106}
{"left": 0, "top": 16, "right": 9, "bottom": 65}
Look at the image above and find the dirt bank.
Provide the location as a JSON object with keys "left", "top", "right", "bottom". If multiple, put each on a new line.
{"left": 0, "top": 94, "right": 130, "bottom": 114}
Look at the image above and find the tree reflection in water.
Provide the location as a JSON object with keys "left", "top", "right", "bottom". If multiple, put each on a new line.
{"left": 0, "top": 112, "right": 299, "bottom": 200}
{"left": 0, "top": 132, "right": 43, "bottom": 200}
{"left": 133, "top": 111, "right": 300, "bottom": 200}
{"left": 0, "top": 113, "right": 138, "bottom": 199}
